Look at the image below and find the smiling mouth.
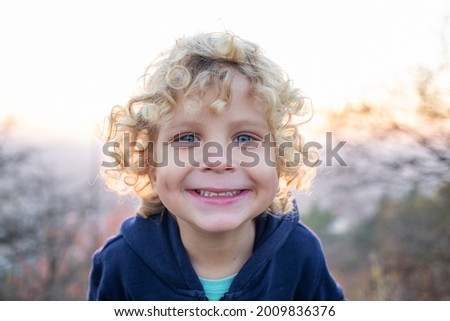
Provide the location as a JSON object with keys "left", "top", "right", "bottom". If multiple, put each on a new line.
{"left": 194, "top": 190, "right": 244, "bottom": 197}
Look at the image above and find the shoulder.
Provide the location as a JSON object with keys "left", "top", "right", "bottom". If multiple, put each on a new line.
{"left": 278, "top": 220, "right": 328, "bottom": 272}
{"left": 279, "top": 221, "right": 345, "bottom": 300}
{"left": 286, "top": 220, "right": 324, "bottom": 253}
{"left": 89, "top": 217, "right": 152, "bottom": 300}
{"left": 92, "top": 234, "right": 133, "bottom": 271}
{"left": 261, "top": 212, "right": 326, "bottom": 266}
{"left": 92, "top": 212, "right": 170, "bottom": 269}
{"left": 92, "top": 216, "right": 141, "bottom": 264}
{"left": 95, "top": 233, "right": 127, "bottom": 256}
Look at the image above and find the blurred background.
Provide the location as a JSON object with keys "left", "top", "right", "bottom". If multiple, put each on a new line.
{"left": 0, "top": 0, "right": 449, "bottom": 300}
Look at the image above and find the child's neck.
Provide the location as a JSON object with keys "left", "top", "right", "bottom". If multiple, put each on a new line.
{"left": 178, "top": 220, "right": 255, "bottom": 280}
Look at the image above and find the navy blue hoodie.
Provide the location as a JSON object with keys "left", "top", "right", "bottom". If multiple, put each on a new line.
{"left": 88, "top": 206, "right": 344, "bottom": 300}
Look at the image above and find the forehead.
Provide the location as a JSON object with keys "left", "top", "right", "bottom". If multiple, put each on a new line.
{"left": 165, "top": 75, "right": 269, "bottom": 128}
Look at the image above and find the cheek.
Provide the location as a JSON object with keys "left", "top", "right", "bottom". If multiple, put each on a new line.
{"left": 153, "top": 166, "right": 181, "bottom": 187}
{"left": 152, "top": 155, "right": 192, "bottom": 191}
{"left": 263, "top": 168, "right": 280, "bottom": 193}
{"left": 243, "top": 150, "right": 279, "bottom": 190}
{"left": 238, "top": 146, "right": 277, "bottom": 172}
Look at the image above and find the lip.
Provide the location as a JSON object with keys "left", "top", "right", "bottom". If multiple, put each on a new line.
{"left": 188, "top": 187, "right": 244, "bottom": 192}
{"left": 186, "top": 188, "right": 251, "bottom": 206}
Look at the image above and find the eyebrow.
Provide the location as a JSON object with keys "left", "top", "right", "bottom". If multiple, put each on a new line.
{"left": 167, "top": 118, "right": 270, "bottom": 131}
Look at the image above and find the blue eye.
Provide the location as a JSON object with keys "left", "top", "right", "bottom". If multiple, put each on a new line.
{"left": 177, "top": 133, "right": 198, "bottom": 142}
{"left": 234, "top": 134, "right": 254, "bottom": 143}
{"left": 171, "top": 133, "right": 199, "bottom": 147}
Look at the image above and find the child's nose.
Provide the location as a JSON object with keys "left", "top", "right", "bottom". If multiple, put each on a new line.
{"left": 200, "top": 141, "right": 236, "bottom": 173}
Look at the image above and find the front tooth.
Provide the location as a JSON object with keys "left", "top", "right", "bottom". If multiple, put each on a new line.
{"left": 198, "top": 190, "right": 241, "bottom": 197}
{"left": 201, "top": 190, "right": 214, "bottom": 197}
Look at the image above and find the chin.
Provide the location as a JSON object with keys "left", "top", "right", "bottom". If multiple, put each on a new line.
{"left": 198, "top": 216, "right": 252, "bottom": 234}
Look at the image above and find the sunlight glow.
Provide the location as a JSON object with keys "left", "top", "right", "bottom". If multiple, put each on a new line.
{"left": 0, "top": 0, "right": 449, "bottom": 144}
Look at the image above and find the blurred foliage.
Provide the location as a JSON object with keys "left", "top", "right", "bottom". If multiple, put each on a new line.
{"left": 301, "top": 204, "right": 338, "bottom": 243}
{"left": 0, "top": 119, "right": 134, "bottom": 300}
{"left": 313, "top": 45, "right": 450, "bottom": 299}
{"left": 307, "top": 182, "right": 450, "bottom": 300}
{"left": 0, "top": 121, "right": 103, "bottom": 300}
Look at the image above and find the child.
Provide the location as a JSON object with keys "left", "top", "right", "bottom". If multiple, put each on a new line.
{"left": 89, "top": 32, "right": 344, "bottom": 300}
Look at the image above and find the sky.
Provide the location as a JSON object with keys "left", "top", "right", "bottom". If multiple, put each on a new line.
{"left": 0, "top": 0, "right": 449, "bottom": 145}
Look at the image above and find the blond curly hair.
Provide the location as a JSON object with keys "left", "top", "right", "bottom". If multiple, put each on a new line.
{"left": 101, "top": 32, "right": 315, "bottom": 217}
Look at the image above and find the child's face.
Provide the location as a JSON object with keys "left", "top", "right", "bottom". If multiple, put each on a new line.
{"left": 151, "top": 75, "right": 278, "bottom": 235}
